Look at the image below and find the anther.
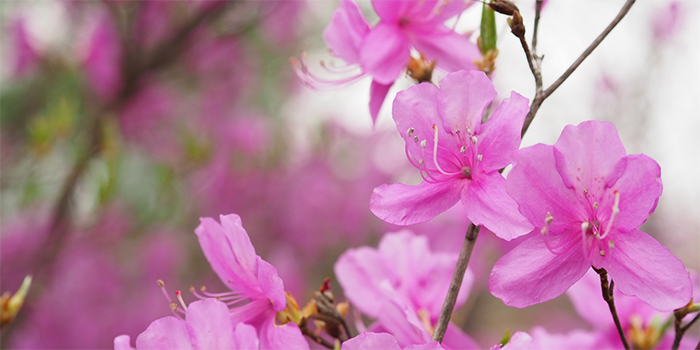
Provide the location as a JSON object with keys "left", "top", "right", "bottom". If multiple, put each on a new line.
{"left": 584, "top": 189, "right": 589, "bottom": 195}
{"left": 414, "top": 136, "right": 419, "bottom": 143}
{"left": 420, "top": 139, "right": 427, "bottom": 148}
{"left": 460, "top": 146, "right": 467, "bottom": 153}
{"left": 407, "top": 127, "right": 415, "bottom": 137}
{"left": 600, "top": 250, "right": 606, "bottom": 257}
{"left": 541, "top": 226, "right": 547, "bottom": 235}
{"left": 418, "top": 159, "right": 424, "bottom": 167}
{"left": 466, "top": 127, "right": 472, "bottom": 135}
{"left": 470, "top": 135, "right": 477, "bottom": 145}
{"left": 593, "top": 202, "right": 599, "bottom": 210}
{"left": 157, "top": 280, "right": 165, "bottom": 288}
{"left": 477, "top": 154, "right": 483, "bottom": 161}
{"left": 455, "top": 128, "right": 460, "bottom": 134}
{"left": 608, "top": 240, "right": 615, "bottom": 249}
{"left": 545, "top": 212, "right": 554, "bottom": 225}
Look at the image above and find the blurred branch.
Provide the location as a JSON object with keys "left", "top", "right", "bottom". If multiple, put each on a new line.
{"left": 520, "top": 0, "right": 636, "bottom": 137}
{"left": 594, "top": 267, "right": 631, "bottom": 350}
{"left": 432, "top": 223, "right": 480, "bottom": 343}
{"left": 673, "top": 305, "right": 700, "bottom": 350}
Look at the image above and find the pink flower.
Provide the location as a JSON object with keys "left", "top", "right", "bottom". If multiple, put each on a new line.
{"left": 490, "top": 329, "right": 599, "bottom": 350}
{"left": 9, "top": 17, "right": 40, "bottom": 77}
{"left": 192, "top": 214, "right": 309, "bottom": 349}
{"left": 370, "top": 70, "right": 532, "bottom": 240}
{"left": 114, "top": 299, "right": 259, "bottom": 350}
{"left": 567, "top": 269, "right": 699, "bottom": 349}
{"left": 81, "top": 11, "right": 122, "bottom": 100}
{"left": 294, "top": 0, "right": 481, "bottom": 123}
{"left": 489, "top": 121, "right": 692, "bottom": 310}
{"left": 341, "top": 332, "right": 446, "bottom": 350}
{"left": 334, "top": 231, "right": 480, "bottom": 349}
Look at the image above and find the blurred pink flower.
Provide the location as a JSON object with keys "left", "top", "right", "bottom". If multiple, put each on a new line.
{"left": 490, "top": 121, "right": 691, "bottom": 310}
{"left": 335, "top": 230, "right": 479, "bottom": 349}
{"left": 370, "top": 70, "right": 532, "bottom": 240}
{"left": 193, "top": 214, "right": 309, "bottom": 349}
{"left": 342, "top": 332, "right": 446, "bottom": 350}
{"left": 294, "top": 0, "right": 481, "bottom": 123}
{"left": 81, "top": 11, "right": 122, "bottom": 100}
{"left": 491, "top": 328, "right": 599, "bottom": 350}
{"left": 652, "top": 2, "right": 682, "bottom": 44}
{"left": 9, "top": 17, "right": 40, "bottom": 77}
{"left": 115, "top": 299, "right": 259, "bottom": 350}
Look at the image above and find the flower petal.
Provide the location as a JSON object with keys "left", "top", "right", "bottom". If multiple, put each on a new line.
{"left": 369, "top": 80, "right": 393, "bottom": 124}
{"left": 477, "top": 91, "right": 529, "bottom": 172}
{"left": 553, "top": 121, "right": 627, "bottom": 197}
{"left": 334, "top": 246, "right": 394, "bottom": 318}
{"left": 186, "top": 299, "right": 235, "bottom": 350}
{"left": 361, "top": 23, "right": 410, "bottom": 85}
{"left": 370, "top": 180, "right": 462, "bottom": 225}
{"left": 135, "top": 317, "right": 194, "bottom": 350}
{"left": 608, "top": 154, "right": 663, "bottom": 232}
{"left": 442, "top": 323, "right": 480, "bottom": 350}
{"left": 462, "top": 172, "right": 532, "bottom": 241}
{"left": 341, "top": 332, "right": 402, "bottom": 350}
{"left": 506, "top": 144, "right": 588, "bottom": 234}
{"left": 234, "top": 323, "right": 260, "bottom": 350}
{"left": 256, "top": 257, "right": 286, "bottom": 312}
{"left": 259, "top": 317, "right": 309, "bottom": 350}
{"left": 436, "top": 70, "right": 496, "bottom": 136}
{"left": 596, "top": 230, "right": 691, "bottom": 311}
{"left": 113, "top": 335, "right": 134, "bottom": 350}
{"left": 489, "top": 233, "right": 590, "bottom": 308}
{"left": 410, "top": 24, "right": 480, "bottom": 73}
{"left": 323, "top": 0, "right": 370, "bottom": 64}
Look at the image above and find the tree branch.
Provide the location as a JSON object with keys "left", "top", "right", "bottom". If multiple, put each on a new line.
{"left": 673, "top": 311, "right": 700, "bottom": 350}
{"left": 431, "top": 223, "right": 480, "bottom": 343}
{"left": 594, "top": 267, "right": 631, "bottom": 350}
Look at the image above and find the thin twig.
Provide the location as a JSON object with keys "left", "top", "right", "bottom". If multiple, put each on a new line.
{"left": 520, "top": 0, "right": 636, "bottom": 137}
{"left": 594, "top": 267, "right": 631, "bottom": 350}
{"left": 301, "top": 328, "right": 335, "bottom": 349}
{"left": 531, "top": 0, "right": 543, "bottom": 58}
{"left": 431, "top": 223, "right": 480, "bottom": 343}
{"left": 673, "top": 312, "right": 700, "bottom": 350}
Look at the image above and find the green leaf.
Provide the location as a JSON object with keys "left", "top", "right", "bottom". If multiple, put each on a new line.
{"left": 480, "top": 3, "right": 497, "bottom": 55}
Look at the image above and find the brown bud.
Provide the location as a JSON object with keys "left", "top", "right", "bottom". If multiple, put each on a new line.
{"left": 488, "top": 0, "right": 520, "bottom": 16}
{"left": 508, "top": 10, "right": 526, "bottom": 37}
{"left": 406, "top": 55, "right": 436, "bottom": 84}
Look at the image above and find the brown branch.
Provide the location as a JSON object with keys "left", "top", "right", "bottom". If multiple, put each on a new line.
{"left": 673, "top": 312, "right": 700, "bottom": 350}
{"left": 301, "top": 328, "right": 335, "bottom": 349}
{"left": 520, "top": 0, "right": 636, "bottom": 137}
{"left": 431, "top": 223, "right": 480, "bottom": 343}
{"left": 594, "top": 267, "right": 631, "bottom": 350}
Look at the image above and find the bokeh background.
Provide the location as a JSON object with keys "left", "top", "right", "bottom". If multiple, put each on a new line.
{"left": 1, "top": 0, "right": 698, "bottom": 348}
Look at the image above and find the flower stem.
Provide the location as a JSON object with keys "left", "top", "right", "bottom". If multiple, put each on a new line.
{"left": 673, "top": 311, "right": 700, "bottom": 350}
{"left": 594, "top": 267, "right": 630, "bottom": 350}
{"left": 431, "top": 223, "right": 480, "bottom": 343}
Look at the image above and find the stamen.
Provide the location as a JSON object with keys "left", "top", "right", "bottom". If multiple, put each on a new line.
{"left": 477, "top": 154, "right": 483, "bottom": 161}
{"left": 420, "top": 139, "right": 427, "bottom": 148}
{"left": 460, "top": 146, "right": 467, "bottom": 153}
{"left": 157, "top": 280, "right": 185, "bottom": 318}
{"left": 290, "top": 53, "right": 365, "bottom": 90}
{"left": 175, "top": 290, "right": 188, "bottom": 312}
{"left": 470, "top": 135, "right": 477, "bottom": 145}
{"left": 600, "top": 250, "right": 606, "bottom": 257}
{"left": 593, "top": 202, "right": 599, "bottom": 210}
{"left": 608, "top": 240, "right": 614, "bottom": 249}
{"left": 414, "top": 136, "right": 419, "bottom": 143}
{"left": 583, "top": 189, "right": 589, "bottom": 195}
{"left": 581, "top": 222, "right": 592, "bottom": 260}
{"left": 598, "top": 190, "right": 620, "bottom": 240}
{"left": 407, "top": 127, "right": 414, "bottom": 138}
{"left": 431, "top": 125, "right": 462, "bottom": 177}
{"left": 466, "top": 127, "right": 472, "bottom": 135}
{"left": 545, "top": 212, "right": 554, "bottom": 225}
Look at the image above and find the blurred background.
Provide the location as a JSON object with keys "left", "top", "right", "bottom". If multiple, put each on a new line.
{"left": 0, "top": 0, "right": 697, "bottom": 348}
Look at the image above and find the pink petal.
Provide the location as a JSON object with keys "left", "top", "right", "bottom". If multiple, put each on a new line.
{"left": 334, "top": 247, "right": 395, "bottom": 318}
{"left": 377, "top": 291, "right": 431, "bottom": 347}
{"left": 489, "top": 233, "right": 590, "bottom": 308}
{"left": 186, "top": 299, "right": 235, "bottom": 350}
{"left": 553, "top": 121, "right": 627, "bottom": 197}
{"left": 410, "top": 24, "right": 480, "bottom": 73}
{"left": 442, "top": 323, "right": 480, "bottom": 350}
{"left": 477, "top": 91, "right": 530, "bottom": 172}
{"left": 370, "top": 80, "right": 393, "bottom": 124}
{"left": 341, "top": 332, "right": 402, "bottom": 350}
{"left": 405, "top": 341, "right": 447, "bottom": 350}
{"left": 135, "top": 317, "right": 193, "bottom": 350}
{"left": 566, "top": 269, "right": 614, "bottom": 329}
{"left": 259, "top": 317, "right": 309, "bottom": 350}
{"left": 370, "top": 180, "right": 462, "bottom": 225}
{"left": 499, "top": 331, "right": 532, "bottom": 350}
{"left": 607, "top": 154, "right": 663, "bottom": 232}
{"left": 219, "top": 214, "right": 257, "bottom": 273}
{"left": 506, "top": 144, "right": 588, "bottom": 234}
{"left": 596, "top": 229, "right": 691, "bottom": 311}
{"left": 113, "top": 335, "right": 134, "bottom": 350}
{"left": 256, "top": 257, "right": 286, "bottom": 312}
{"left": 234, "top": 323, "right": 260, "bottom": 350}
{"left": 360, "top": 23, "right": 410, "bottom": 85}
{"left": 323, "top": 0, "right": 371, "bottom": 64}
{"left": 529, "top": 327, "right": 599, "bottom": 350}
{"left": 436, "top": 70, "right": 496, "bottom": 137}
{"left": 462, "top": 172, "right": 532, "bottom": 241}
{"left": 371, "top": 0, "right": 405, "bottom": 22}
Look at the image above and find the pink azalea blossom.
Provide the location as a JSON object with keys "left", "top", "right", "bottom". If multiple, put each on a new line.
{"left": 81, "top": 11, "right": 122, "bottom": 100}
{"left": 370, "top": 70, "right": 532, "bottom": 240}
{"left": 490, "top": 328, "right": 599, "bottom": 350}
{"left": 335, "top": 230, "right": 480, "bottom": 349}
{"left": 294, "top": 0, "right": 481, "bottom": 123}
{"left": 114, "top": 299, "right": 259, "bottom": 350}
{"left": 567, "top": 269, "right": 699, "bottom": 349}
{"left": 9, "top": 17, "right": 40, "bottom": 77}
{"left": 489, "top": 121, "right": 692, "bottom": 310}
{"left": 341, "top": 332, "right": 446, "bottom": 350}
{"left": 192, "top": 214, "right": 309, "bottom": 349}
